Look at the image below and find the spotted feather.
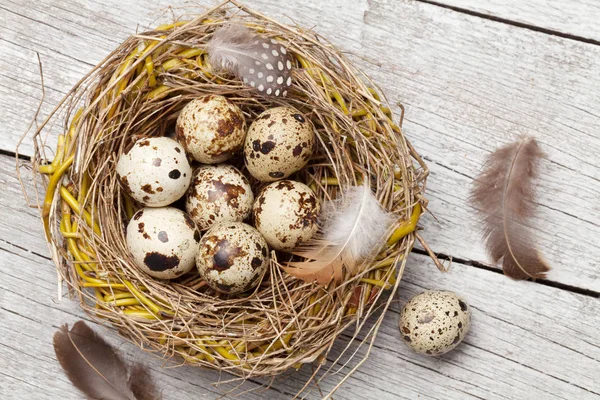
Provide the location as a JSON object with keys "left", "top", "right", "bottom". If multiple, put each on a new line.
{"left": 207, "top": 24, "right": 293, "bottom": 96}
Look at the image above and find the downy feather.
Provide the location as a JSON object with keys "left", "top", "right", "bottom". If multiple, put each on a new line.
{"left": 284, "top": 182, "right": 396, "bottom": 285}
{"left": 470, "top": 136, "right": 550, "bottom": 280}
{"left": 207, "top": 23, "right": 293, "bottom": 96}
{"left": 53, "top": 321, "right": 160, "bottom": 400}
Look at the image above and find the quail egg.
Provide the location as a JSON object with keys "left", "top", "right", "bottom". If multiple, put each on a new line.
{"left": 244, "top": 107, "right": 315, "bottom": 181}
{"left": 116, "top": 137, "right": 192, "bottom": 207}
{"left": 176, "top": 95, "right": 246, "bottom": 164}
{"left": 399, "top": 290, "right": 471, "bottom": 356}
{"left": 126, "top": 207, "right": 201, "bottom": 279}
{"left": 196, "top": 222, "right": 269, "bottom": 294}
{"left": 186, "top": 164, "right": 254, "bottom": 230}
{"left": 253, "top": 180, "right": 320, "bottom": 251}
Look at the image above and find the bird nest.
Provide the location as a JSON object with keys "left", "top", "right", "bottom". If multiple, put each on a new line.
{"left": 25, "top": 0, "right": 429, "bottom": 392}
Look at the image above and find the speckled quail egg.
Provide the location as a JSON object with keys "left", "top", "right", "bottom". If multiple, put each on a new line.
{"left": 186, "top": 165, "right": 254, "bottom": 231}
{"left": 399, "top": 291, "right": 471, "bottom": 356}
{"left": 126, "top": 207, "right": 201, "bottom": 279}
{"left": 116, "top": 137, "right": 192, "bottom": 207}
{"left": 244, "top": 107, "right": 315, "bottom": 182}
{"left": 176, "top": 95, "right": 246, "bottom": 164}
{"left": 253, "top": 180, "right": 320, "bottom": 251}
{"left": 196, "top": 222, "right": 269, "bottom": 294}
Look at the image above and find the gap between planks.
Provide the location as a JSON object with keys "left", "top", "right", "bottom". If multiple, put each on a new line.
{"left": 414, "top": 0, "right": 600, "bottom": 46}
{"left": 3, "top": 244, "right": 599, "bottom": 399}
{"left": 5, "top": 144, "right": 598, "bottom": 300}
{"left": 411, "top": 248, "right": 600, "bottom": 299}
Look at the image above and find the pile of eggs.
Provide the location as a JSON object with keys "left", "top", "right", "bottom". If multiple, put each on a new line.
{"left": 117, "top": 95, "right": 320, "bottom": 295}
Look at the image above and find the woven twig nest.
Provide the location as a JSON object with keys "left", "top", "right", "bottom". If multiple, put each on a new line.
{"left": 28, "top": 0, "right": 428, "bottom": 388}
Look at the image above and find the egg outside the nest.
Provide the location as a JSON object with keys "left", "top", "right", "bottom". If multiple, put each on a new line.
{"left": 244, "top": 107, "right": 315, "bottom": 182}
{"left": 116, "top": 137, "right": 192, "bottom": 207}
{"left": 196, "top": 222, "right": 269, "bottom": 295}
{"left": 126, "top": 207, "right": 201, "bottom": 279}
{"left": 175, "top": 95, "right": 246, "bottom": 164}
{"left": 399, "top": 290, "right": 471, "bottom": 356}
{"left": 186, "top": 164, "right": 254, "bottom": 231}
{"left": 253, "top": 180, "right": 320, "bottom": 251}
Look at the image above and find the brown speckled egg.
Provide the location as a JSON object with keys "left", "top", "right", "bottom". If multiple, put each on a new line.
{"left": 399, "top": 291, "right": 471, "bottom": 356}
{"left": 116, "top": 137, "right": 192, "bottom": 207}
{"left": 196, "top": 222, "right": 269, "bottom": 294}
{"left": 253, "top": 180, "right": 320, "bottom": 251}
{"left": 244, "top": 107, "right": 315, "bottom": 182}
{"left": 176, "top": 95, "right": 246, "bottom": 164}
{"left": 126, "top": 207, "right": 201, "bottom": 279}
{"left": 186, "top": 165, "right": 254, "bottom": 231}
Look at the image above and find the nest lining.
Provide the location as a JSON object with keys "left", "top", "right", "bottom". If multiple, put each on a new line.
{"left": 26, "top": 0, "right": 429, "bottom": 387}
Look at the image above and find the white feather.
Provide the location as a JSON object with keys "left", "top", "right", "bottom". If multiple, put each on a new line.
{"left": 322, "top": 182, "right": 396, "bottom": 263}
{"left": 285, "top": 182, "right": 396, "bottom": 285}
{"left": 207, "top": 24, "right": 257, "bottom": 72}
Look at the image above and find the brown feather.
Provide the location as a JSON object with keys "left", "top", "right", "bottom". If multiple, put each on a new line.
{"left": 53, "top": 321, "right": 160, "bottom": 400}
{"left": 470, "top": 136, "right": 551, "bottom": 280}
{"left": 129, "top": 364, "right": 161, "bottom": 400}
{"left": 284, "top": 254, "right": 344, "bottom": 285}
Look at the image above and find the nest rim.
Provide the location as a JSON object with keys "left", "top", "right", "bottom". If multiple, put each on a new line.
{"left": 22, "top": 0, "right": 429, "bottom": 388}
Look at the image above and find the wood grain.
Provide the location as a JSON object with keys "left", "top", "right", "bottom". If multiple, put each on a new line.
{"left": 2, "top": 0, "right": 599, "bottom": 291}
{"left": 357, "top": 0, "right": 600, "bottom": 292}
{"left": 2, "top": 152, "right": 600, "bottom": 398}
{"left": 1, "top": 0, "right": 600, "bottom": 398}
{"left": 0, "top": 0, "right": 175, "bottom": 157}
{"left": 428, "top": 0, "right": 600, "bottom": 42}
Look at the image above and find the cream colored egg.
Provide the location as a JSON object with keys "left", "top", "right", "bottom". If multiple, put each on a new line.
{"left": 253, "top": 180, "right": 320, "bottom": 251}
{"left": 196, "top": 222, "right": 269, "bottom": 294}
{"left": 244, "top": 107, "right": 315, "bottom": 182}
{"left": 126, "top": 207, "right": 201, "bottom": 279}
{"left": 399, "top": 291, "right": 471, "bottom": 356}
{"left": 176, "top": 95, "right": 246, "bottom": 164}
{"left": 116, "top": 137, "right": 192, "bottom": 207}
{"left": 185, "top": 165, "right": 254, "bottom": 231}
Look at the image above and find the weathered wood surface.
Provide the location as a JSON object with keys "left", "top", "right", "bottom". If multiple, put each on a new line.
{"left": 359, "top": 0, "right": 600, "bottom": 292}
{"left": 1, "top": 0, "right": 599, "bottom": 398}
{"left": 432, "top": 0, "right": 600, "bottom": 42}
{"left": 2, "top": 0, "right": 599, "bottom": 291}
{"left": 2, "top": 154, "right": 599, "bottom": 399}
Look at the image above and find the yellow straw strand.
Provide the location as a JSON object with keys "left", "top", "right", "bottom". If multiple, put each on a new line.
{"left": 146, "top": 85, "right": 170, "bottom": 100}
{"left": 51, "top": 134, "right": 65, "bottom": 167}
{"left": 358, "top": 278, "right": 392, "bottom": 289}
{"left": 59, "top": 187, "right": 102, "bottom": 237}
{"left": 155, "top": 20, "right": 189, "bottom": 31}
{"left": 42, "top": 155, "right": 75, "bottom": 239}
{"left": 387, "top": 203, "right": 422, "bottom": 246}
{"left": 123, "top": 280, "right": 162, "bottom": 316}
{"left": 38, "top": 164, "right": 56, "bottom": 174}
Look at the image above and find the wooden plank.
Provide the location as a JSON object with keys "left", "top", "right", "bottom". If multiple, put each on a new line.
{"left": 4, "top": 0, "right": 598, "bottom": 289}
{"left": 3, "top": 151, "right": 600, "bottom": 398}
{"left": 3, "top": 1, "right": 600, "bottom": 398}
{"left": 354, "top": 0, "right": 600, "bottom": 292}
{"left": 1, "top": 0, "right": 599, "bottom": 369}
{"left": 3, "top": 236, "right": 599, "bottom": 399}
{"left": 426, "top": 0, "right": 600, "bottom": 42}
{"left": 0, "top": 255, "right": 291, "bottom": 400}
{"left": 0, "top": 0, "right": 175, "bottom": 158}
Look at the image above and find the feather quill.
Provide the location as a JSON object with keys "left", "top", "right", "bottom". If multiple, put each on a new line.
{"left": 470, "top": 136, "right": 550, "bottom": 280}
{"left": 53, "top": 321, "right": 160, "bottom": 400}
{"left": 207, "top": 24, "right": 293, "bottom": 96}
{"left": 283, "top": 182, "right": 396, "bottom": 285}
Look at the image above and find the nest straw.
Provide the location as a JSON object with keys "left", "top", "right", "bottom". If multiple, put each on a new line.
{"left": 21, "top": 0, "right": 430, "bottom": 393}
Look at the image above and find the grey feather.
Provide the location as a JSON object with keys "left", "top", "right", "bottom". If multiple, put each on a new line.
{"left": 53, "top": 321, "right": 161, "bottom": 400}
{"left": 470, "top": 136, "right": 551, "bottom": 280}
{"left": 207, "top": 24, "right": 293, "bottom": 97}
